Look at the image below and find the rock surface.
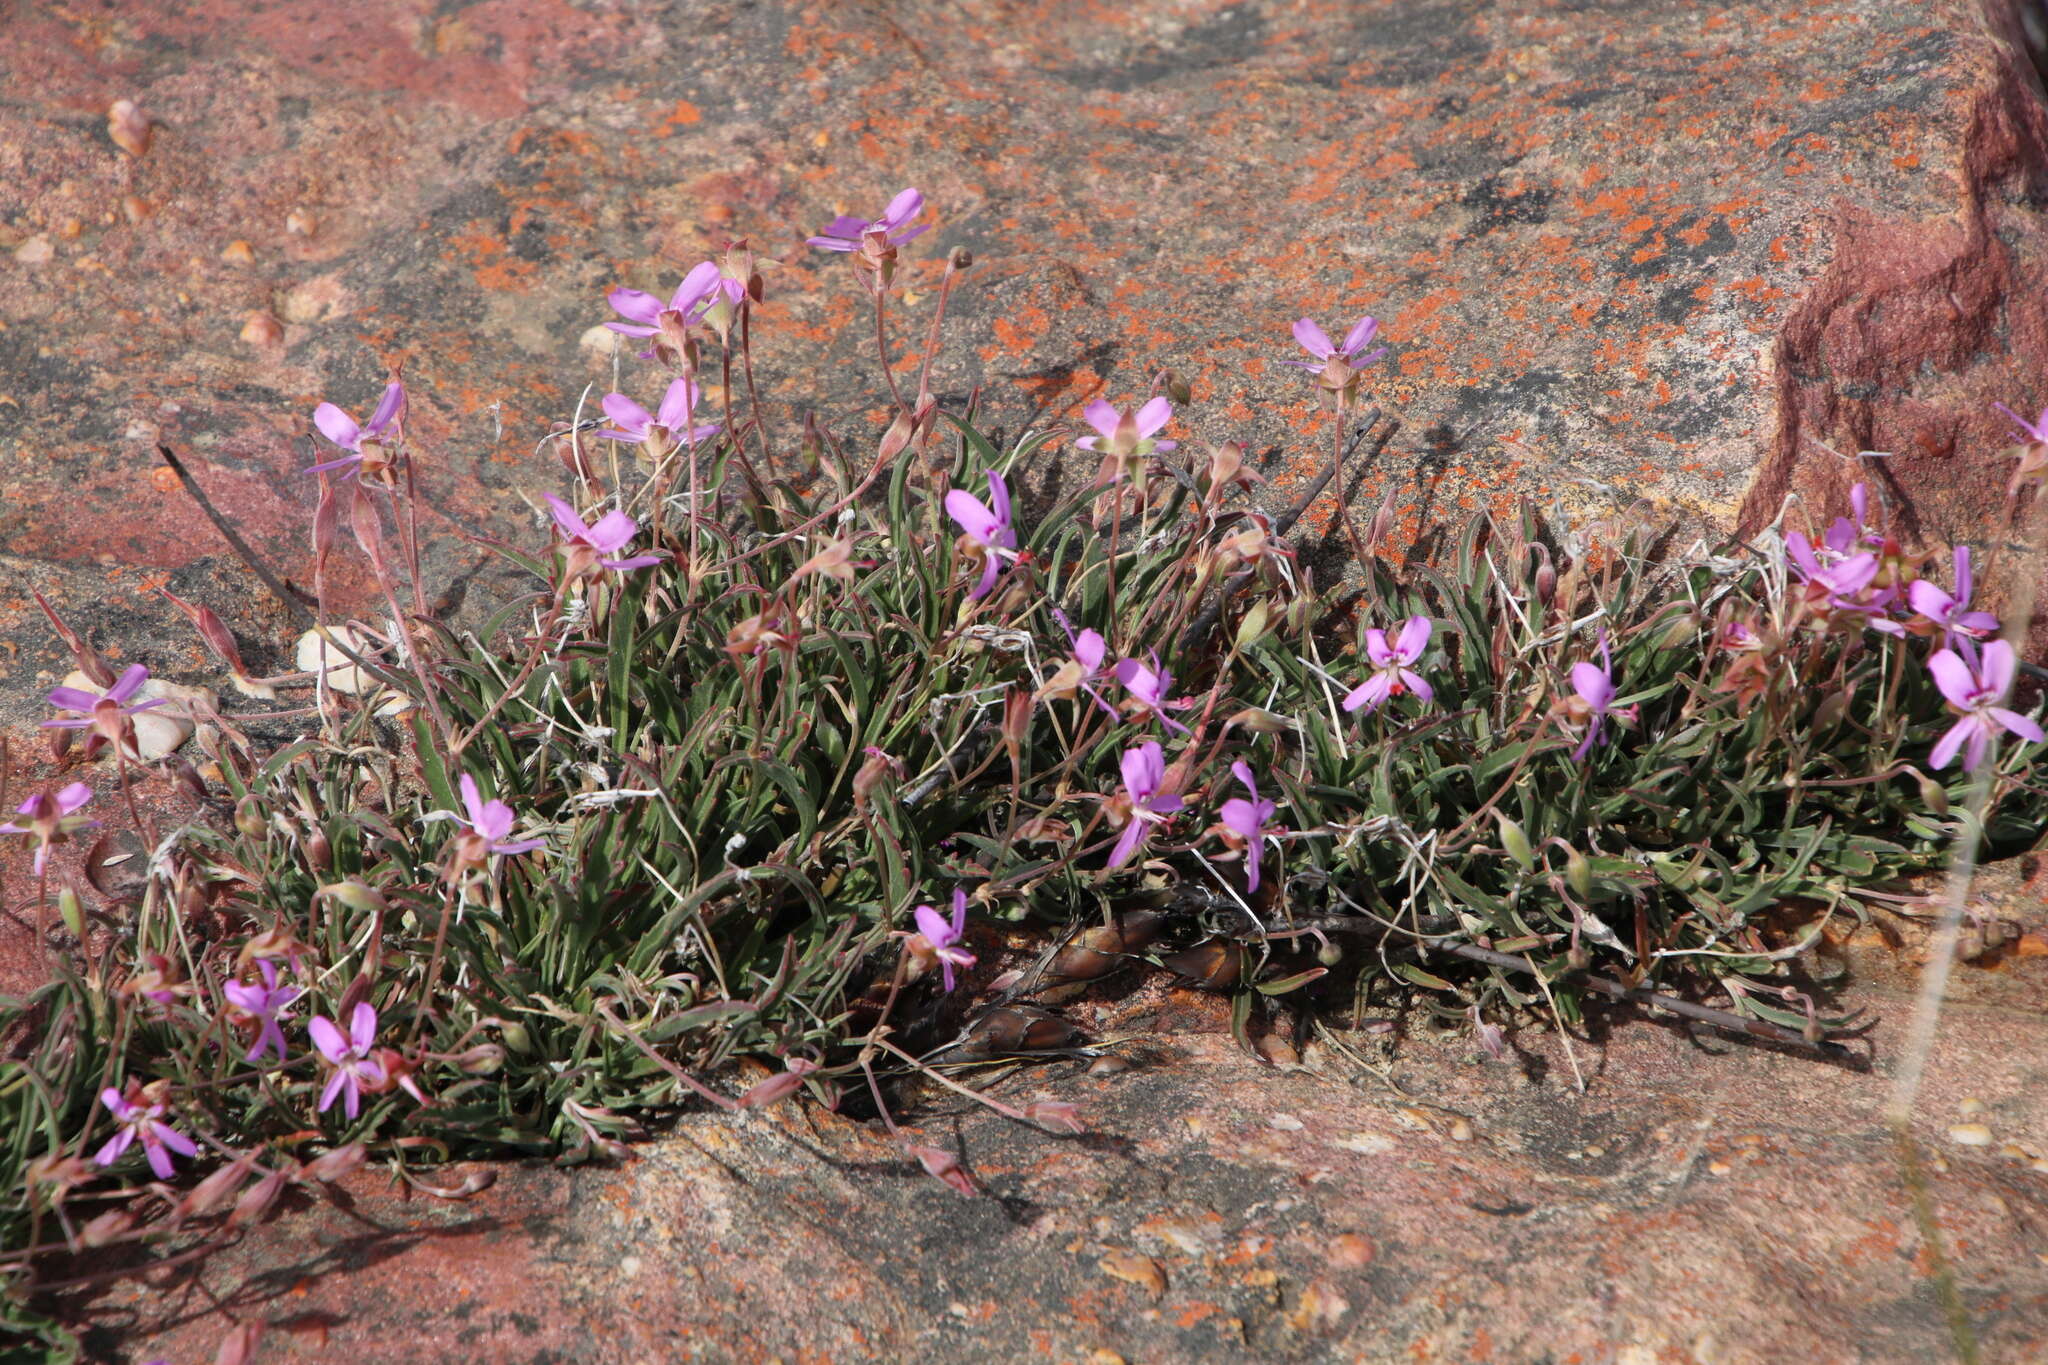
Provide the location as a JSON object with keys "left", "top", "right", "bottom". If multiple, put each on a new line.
{"left": 5, "top": 0, "right": 2048, "bottom": 725}
{"left": 7, "top": 2, "right": 2048, "bottom": 1360}
{"left": 73, "top": 859, "right": 2048, "bottom": 1364}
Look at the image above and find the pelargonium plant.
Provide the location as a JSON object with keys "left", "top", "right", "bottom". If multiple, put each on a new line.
{"left": 0, "top": 182, "right": 2041, "bottom": 1355}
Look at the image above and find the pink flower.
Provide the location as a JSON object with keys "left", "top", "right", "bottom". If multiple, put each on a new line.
{"left": 944, "top": 471, "right": 1018, "bottom": 598}
{"left": 1074, "top": 397, "right": 1178, "bottom": 461}
{"left": 310, "top": 1002, "right": 388, "bottom": 1121}
{"left": 43, "top": 664, "right": 167, "bottom": 750}
{"left": 1114, "top": 655, "right": 1191, "bottom": 735}
{"left": 223, "top": 959, "right": 301, "bottom": 1064}
{"left": 1564, "top": 629, "right": 1638, "bottom": 762}
{"left": 1343, "top": 616, "right": 1433, "bottom": 715}
{"left": 596, "top": 377, "right": 722, "bottom": 450}
{"left": 1108, "top": 741, "right": 1183, "bottom": 869}
{"left": 1216, "top": 761, "right": 1279, "bottom": 892}
{"left": 1994, "top": 399, "right": 2048, "bottom": 445}
{"left": 1927, "top": 640, "right": 2043, "bottom": 771}
{"left": 1786, "top": 532, "right": 1897, "bottom": 627}
{"left": 807, "top": 187, "right": 931, "bottom": 253}
{"left": 544, "top": 494, "right": 666, "bottom": 575}
{"left": 1282, "top": 314, "right": 1387, "bottom": 375}
{"left": 452, "top": 773, "right": 547, "bottom": 856}
{"left": 0, "top": 783, "right": 96, "bottom": 876}
{"left": 94, "top": 1083, "right": 196, "bottom": 1180}
{"left": 1906, "top": 548, "right": 1999, "bottom": 645}
{"left": 308, "top": 381, "right": 406, "bottom": 477}
{"left": 912, "top": 888, "right": 977, "bottom": 992}
{"left": 607, "top": 262, "right": 725, "bottom": 334}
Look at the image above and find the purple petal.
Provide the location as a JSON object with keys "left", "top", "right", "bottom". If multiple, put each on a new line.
{"left": 945, "top": 489, "right": 999, "bottom": 543}
{"left": 45, "top": 686, "right": 102, "bottom": 712}
{"left": 971, "top": 554, "right": 1002, "bottom": 599}
{"left": 95, "top": 1129, "right": 136, "bottom": 1167}
{"left": 313, "top": 403, "right": 362, "bottom": 451}
{"left": 1785, "top": 532, "right": 1821, "bottom": 579}
{"left": 1075, "top": 630, "right": 1107, "bottom": 672}
{"left": 1989, "top": 708, "right": 2045, "bottom": 744}
{"left": 458, "top": 773, "right": 487, "bottom": 829}
{"left": 1980, "top": 640, "right": 2018, "bottom": 698}
{"left": 1927, "top": 649, "right": 1977, "bottom": 709}
{"left": 1340, "top": 315, "right": 1380, "bottom": 357}
{"left": 1908, "top": 580, "right": 1955, "bottom": 622}
{"left": 1400, "top": 669, "right": 1435, "bottom": 705}
{"left": 655, "top": 377, "right": 698, "bottom": 431}
{"left": 349, "top": 1001, "right": 379, "bottom": 1052}
{"left": 1363, "top": 628, "right": 1395, "bottom": 668}
{"left": 889, "top": 222, "right": 932, "bottom": 246}
{"left": 913, "top": 904, "right": 951, "bottom": 947}
{"left": 55, "top": 783, "right": 93, "bottom": 816}
{"left": 305, "top": 453, "right": 365, "bottom": 475}
{"left": 599, "top": 553, "right": 666, "bottom": 572}
{"left": 543, "top": 493, "right": 590, "bottom": 542}
{"left": 1291, "top": 317, "right": 1335, "bottom": 359}
{"left": 805, "top": 235, "right": 857, "bottom": 252}
{"left": 986, "top": 471, "right": 1011, "bottom": 527}
{"left": 142, "top": 1135, "right": 176, "bottom": 1179}
{"left": 584, "top": 509, "right": 641, "bottom": 556}
{"left": 1953, "top": 547, "right": 1974, "bottom": 603}
{"left": 318, "top": 1069, "right": 346, "bottom": 1113}
{"left": 106, "top": 664, "right": 150, "bottom": 704}
{"left": 153, "top": 1122, "right": 196, "bottom": 1159}
{"left": 603, "top": 321, "right": 657, "bottom": 337}
{"left": 365, "top": 381, "right": 405, "bottom": 437}
{"left": 308, "top": 1014, "right": 348, "bottom": 1064}
{"left": 880, "top": 187, "right": 924, "bottom": 231}
{"left": 1108, "top": 818, "right": 1145, "bottom": 869}
{"left": 1394, "top": 615, "right": 1432, "bottom": 663}
{"left": 950, "top": 886, "right": 969, "bottom": 935}
{"left": 1343, "top": 674, "right": 1391, "bottom": 714}
{"left": 1081, "top": 399, "right": 1121, "bottom": 442}
{"left": 490, "top": 836, "right": 548, "bottom": 855}
{"left": 1120, "top": 741, "right": 1165, "bottom": 799}
{"left": 607, "top": 287, "right": 664, "bottom": 326}
{"left": 1230, "top": 760, "right": 1257, "bottom": 797}
{"left": 1133, "top": 396, "right": 1173, "bottom": 440}
{"left": 672, "top": 261, "right": 721, "bottom": 311}
{"left": 599, "top": 393, "right": 651, "bottom": 438}
{"left": 1219, "top": 796, "right": 1260, "bottom": 841}
{"left": 1571, "top": 661, "right": 1615, "bottom": 711}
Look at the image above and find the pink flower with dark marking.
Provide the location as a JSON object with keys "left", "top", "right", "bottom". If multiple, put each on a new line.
{"left": 308, "top": 381, "right": 406, "bottom": 477}
{"left": 807, "top": 188, "right": 931, "bottom": 254}
{"left": 44, "top": 664, "right": 166, "bottom": 752}
{"left": 596, "top": 377, "right": 721, "bottom": 451}
{"left": 912, "top": 888, "right": 977, "bottom": 992}
{"left": 1907, "top": 548, "right": 1999, "bottom": 646}
{"left": 944, "top": 471, "right": 1018, "bottom": 598}
{"left": 1074, "top": 397, "right": 1178, "bottom": 461}
{"left": 1108, "top": 741, "right": 1183, "bottom": 869}
{"left": 0, "top": 783, "right": 96, "bottom": 876}
{"left": 222, "top": 959, "right": 300, "bottom": 1064}
{"left": 94, "top": 1082, "right": 196, "bottom": 1180}
{"left": 310, "top": 1002, "right": 388, "bottom": 1121}
{"left": 1343, "top": 616, "right": 1433, "bottom": 715}
{"left": 1216, "top": 761, "right": 1279, "bottom": 892}
{"left": 1114, "top": 655, "right": 1191, "bottom": 734}
{"left": 1787, "top": 531, "right": 1897, "bottom": 627}
{"left": 1927, "top": 640, "right": 2043, "bottom": 771}
{"left": 452, "top": 773, "right": 547, "bottom": 857}
{"left": 1562, "top": 629, "right": 1638, "bottom": 762}
{"left": 544, "top": 495, "right": 666, "bottom": 576}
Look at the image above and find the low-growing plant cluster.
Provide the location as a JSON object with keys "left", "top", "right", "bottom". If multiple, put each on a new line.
{"left": 1, "top": 186, "right": 2043, "bottom": 1347}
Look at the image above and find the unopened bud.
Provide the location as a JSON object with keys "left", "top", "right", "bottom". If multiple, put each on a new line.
{"left": 303, "top": 829, "right": 332, "bottom": 872}
{"left": 233, "top": 796, "right": 266, "bottom": 838}
{"left": 300, "top": 1143, "right": 367, "bottom": 1184}
{"left": 1495, "top": 814, "right": 1535, "bottom": 873}
{"left": 1234, "top": 600, "right": 1273, "bottom": 651}
{"left": 948, "top": 245, "right": 973, "bottom": 271}
{"left": 1917, "top": 773, "right": 1950, "bottom": 816}
{"left": 1001, "top": 687, "right": 1034, "bottom": 754}
{"left": 318, "top": 880, "right": 388, "bottom": 916}
{"left": 497, "top": 1019, "right": 533, "bottom": 1055}
{"left": 1315, "top": 938, "right": 1344, "bottom": 967}
{"left": 182, "top": 1158, "right": 252, "bottom": 1217}
{"left": 1225, "top": 706, "right": 1294, "bottom": 734}
{"left": 229, "top": 1168, "right": 288, "bottom": 1227}
{"left": 456, "top": 1043, "right": 506, "bottom": 1075}
{"left": 82, "top": 1208, "right": 137, "bottom": 1247}
{"left": 1535, "top": 561, "right": 1557, "bottom": 606}
{"left": 56, "top": 887, "right": 85, "bottom": 940}
{"left": 1565, "top": 848, "right": 1592, "bottom": 901}
{"left": 1021, "top": 1099, "right": 1084, "bottom": 1134}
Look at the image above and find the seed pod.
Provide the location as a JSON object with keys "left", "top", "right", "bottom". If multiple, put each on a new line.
{"left": 1917, "top": 773, "right": 1950, "bottom": 816}
{"left": 303, "top": 828, "right": 332, "bottom": 873}
{"left": 497, "top": 1019, "right": 533, "bottom": 1055}
{"left": 1315, "top": 937, "right": 1344, "bottom": 967}
{"left": 455, "top": 1043, "right": 506, "bottom": 1075}
{"left": 1161, "top": 939, "right": 1244, "bottom": 990}
{"left": 180, "top": 1157, "right": 251, "bottom": 1218}
{"left": 82, "top": 1209, "right": 137, "bottom": 1247}
{"left": 300, "top": 1143, "right": 367, "bottom": 1183}
{"left": 56, "top": 887, "right": 86, "bottom": 940}
{"left": 959, "top": 1005, "right": 1081, "bottom": 1058}
{"left": 1047, "top": 911, "right": 1165, "bottom": 985}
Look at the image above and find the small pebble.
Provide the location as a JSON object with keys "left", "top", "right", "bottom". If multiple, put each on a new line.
{"left": 1269, "top": 1113, "right": 1304, "bottom": 1131}
{"left": 1086, "top": 1055, "right": 1131, "bottom": 1077}
{"left": 240, "top": 311, "right": 283, "bottom": 346}
{"left": 1959, "top": 1097, "right": 1987, "bottom": 1117}
{"left": 1948, "top": 1123, "right": 1994, "bottom": 1148}
{"left": 220, "top": 239, "right": 256, "bottom": 265}
{"left": 1448, "top": 1118, "right": 1475, "bottom": 1142}
{"left": 1706, "top": 1159, "right": 1732, "bottom": 1175}
{"left": 1329, "top": 1233, "right": 1375, "bottom": 1268}
{"left": 286, "top": 208, "right": 319, "bottom": 237}
{"left": 1097, "top": 1250, "right": 1165, "bottom": 1297}
{"left": 13, "top": 235, "right": 53, "bottom": 265}
{"left": 107, "top": 98, "right": 151, "bottom": 157}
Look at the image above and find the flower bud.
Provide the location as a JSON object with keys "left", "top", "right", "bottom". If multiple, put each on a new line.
{"left": 1022, "top": 1099, "right": 1084, "bottom": 1134}
{"left": 1495, "top": 814, "right": 1535, "bottom": 873}
{"left": 182, "top": 1158, "right": 252, "bottom": 1217}
{"left": 1234, "top": 601, "right": 1273, "bottom": 651}
{"left": 1917, "top": 773, "right": 1950, "bottom": 816}
{"left": 1565, "top": 848, "right": 1592, "bottom": 901}
{"left": 497, "top": 1019, "right": 533, "bottom": 1055}
{"left": 300, "top": 1143, "right": 368, "bottom": 1184}
{"left": 82, "top": 1208, "right": 137, "bottom": 1247}
{"left": 229, "top": 1168, "right": 288, "bottom": 1227}
{"left": 233, "top": 796, "right": 266, "bottom": 838}
{"left": 318, "top": 881, "right": 388, "bottom": 916}
{"left": 56, "top": 887, "right": 86, "bottom": 940}
{"left": 456, "top": 1043, "right": 507, "bottom": 1074}
{"left": 1315, "top": 938, "right": 1344, "bottom": 967}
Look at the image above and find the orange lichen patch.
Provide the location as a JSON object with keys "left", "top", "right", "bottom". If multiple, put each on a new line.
{"left": 447, "top": 223, "right": 540, "bottom": 293}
